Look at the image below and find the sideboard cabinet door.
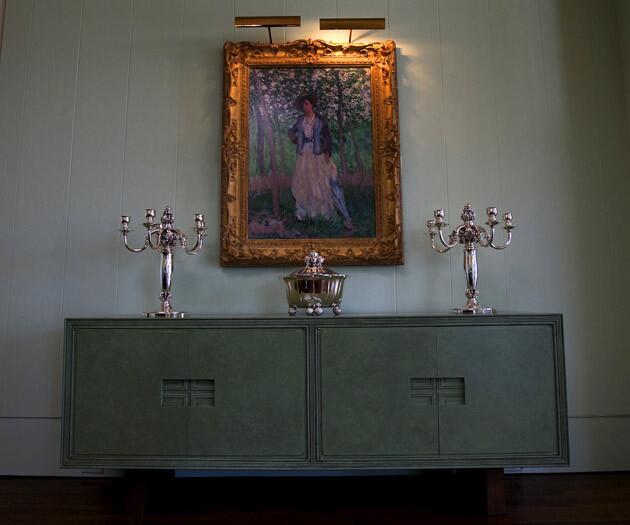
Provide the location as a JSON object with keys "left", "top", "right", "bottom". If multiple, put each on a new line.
{"left": 437, "top": 324, "right": 561, "bottom": 461}
{"left": 65, "top": 326, "right": 308, "bottom": 466}
{"left": 318, "top": 327, "right": 438, "bottom": 461}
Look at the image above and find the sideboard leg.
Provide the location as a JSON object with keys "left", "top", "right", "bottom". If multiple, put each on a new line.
{"left": 121, "top": 470, "right": 149, "bottom": 519}
{"left": 483, "top": 468, "right": 506, "bottom": 515}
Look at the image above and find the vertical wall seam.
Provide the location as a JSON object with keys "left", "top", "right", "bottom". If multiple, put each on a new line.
{"left": 594, "top": 2, "right": 622, "bottom": 397}
{"left": 486, "top": 0, "right": 509, "bottom": 310}
{"left": 60, "top": 0, "right": 85, "bottom": 318}
{"left": 4, "top": 0, "right": 34, "bottom": 414}
{"left": 173, "top": 0, "right": 185, "bottom": 212}
{"left": 0, "top": 0, "right": 7, "bottom": 59}
{"left": 115, "top": 0, "right": 136, "bottom": 312}
{"left": 614, "top": 1, "right": 630, "bottom": 161}
{"left": 436, "top": 0, "right": 453, "bottom": 309}
{"left": 537, "top": 0, "right": 551, "bottom": 184}
{"left": 536, "top": 0, "right": 552, "bottom": 312}
{"left": 612, "top": 0, "right": 630, "bottom": 366}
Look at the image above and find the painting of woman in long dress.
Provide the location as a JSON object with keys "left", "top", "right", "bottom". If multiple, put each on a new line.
{"left": 288, "top": 94, "right": 353, "bottom": 230}
{"left": 247, "top": 67, "right": 374, "bottom": 240}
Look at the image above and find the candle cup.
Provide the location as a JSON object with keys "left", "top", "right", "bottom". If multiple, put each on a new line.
{"left": 486, "top": 207, "right": 498, "bottom": 226}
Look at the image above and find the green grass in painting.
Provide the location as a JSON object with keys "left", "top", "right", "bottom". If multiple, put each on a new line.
{"left": 248, "top": 185, "right": 375, "bottom": 239}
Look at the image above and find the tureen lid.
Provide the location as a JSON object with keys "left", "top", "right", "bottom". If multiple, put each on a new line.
{"left": 285, "top": 251, "right": 346, "bottom": 279}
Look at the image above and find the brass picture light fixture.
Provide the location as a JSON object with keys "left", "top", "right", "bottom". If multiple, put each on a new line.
{"left": 234, "top": 16, "right": 301, "bottom": 44}
{"left": 319, "top": 18, "right": 386, "bottom": 43}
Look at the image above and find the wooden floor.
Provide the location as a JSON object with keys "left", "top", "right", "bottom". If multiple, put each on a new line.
{"left": 2, "top": 472, "right": 630, "bottom": 524}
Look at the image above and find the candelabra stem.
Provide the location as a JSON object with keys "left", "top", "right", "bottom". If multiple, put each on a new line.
{"left": 158, "top": 252, "right": 175, "bottom": 315}
{"left": 463, "top": 246, "right": 479, "bottom": 312}
{"left": 460, "top": 245, "right": 494, "bottom": 315}
{"left": 145, "top": 250, "right": 181, "bottom": 318}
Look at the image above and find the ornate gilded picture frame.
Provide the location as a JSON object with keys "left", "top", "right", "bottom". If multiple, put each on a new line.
{"left": 221, "top": 39, "right": 402, "bottom": 266}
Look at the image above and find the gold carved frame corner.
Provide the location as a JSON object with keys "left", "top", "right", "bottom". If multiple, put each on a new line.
{"left": 220, "top": 39, "right": 403, "bottom": 266}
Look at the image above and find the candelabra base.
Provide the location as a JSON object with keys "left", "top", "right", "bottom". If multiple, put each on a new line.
{"left": 145, "top": 311, "right": 185, "bottom": 319}
{"left": 454, "top": 306, "right": 495, "bottom": 315}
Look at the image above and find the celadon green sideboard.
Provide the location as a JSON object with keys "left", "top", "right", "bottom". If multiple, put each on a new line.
{"left": 61, "top": 314, "right": 568, "bottom": 470}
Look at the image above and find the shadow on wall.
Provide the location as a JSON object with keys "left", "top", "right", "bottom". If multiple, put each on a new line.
{"left": 551, "top": 0, "right": 630, "bottom": 420}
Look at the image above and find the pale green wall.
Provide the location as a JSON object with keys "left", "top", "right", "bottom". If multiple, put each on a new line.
{"left": 1, "top": 0, "right": 629, "bottom": 475}
{"left": 619, "top": 0, "right": 630, "bottom": 136}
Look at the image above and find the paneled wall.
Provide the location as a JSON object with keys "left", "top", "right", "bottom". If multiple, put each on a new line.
{"left": 1, "top": 0, "right": 629, "bottom": 475}
{"left": 619, "top": 0, "right": 630, "bottom": 133}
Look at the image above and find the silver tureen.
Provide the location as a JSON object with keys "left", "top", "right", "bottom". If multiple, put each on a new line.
{"left": 282, "top": 251, "right": 347, "bottom": 316}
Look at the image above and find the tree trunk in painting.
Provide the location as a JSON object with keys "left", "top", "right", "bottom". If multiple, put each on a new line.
{"left": 335, "top": 70, "right": 349, "bottom": 178}
{"left": 271, "top": 117, "right": 287, "bottom": 179}
{"left": 349, "top": 127, "right": 365, "bottom": 184}
{"left": 255, "top": 102, "right": 266, "bottom": 178}
{"left": 252, "top": 70, "right": 280, "bottom": 218}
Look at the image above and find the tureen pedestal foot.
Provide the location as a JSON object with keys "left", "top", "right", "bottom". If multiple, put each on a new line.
{"left": 307, "top": 301, "right": 323, "bottom": 316}
{"left": 332, "top": 303, "right": 342, "bottom": 316}
{"left": 288, "top": 306, "right": 298, "bottom": 317}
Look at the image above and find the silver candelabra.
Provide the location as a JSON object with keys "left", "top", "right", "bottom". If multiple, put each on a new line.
{"left": 426, "top": 204, "right": 514, "bottom": 314}
{"left": 120, "top": 206, "right": 207, "bottom": 318}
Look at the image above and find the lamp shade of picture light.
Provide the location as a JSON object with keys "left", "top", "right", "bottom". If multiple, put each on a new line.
{"left": 319, "top": 18, "right": 386, "bottom": 30}
{"left": 234, "top": 16, "right": 301, "bottom": 28}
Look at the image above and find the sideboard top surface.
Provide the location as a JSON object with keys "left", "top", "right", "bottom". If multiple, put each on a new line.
{"left": 65, "top": 313, "right": 562, "bottom": 324}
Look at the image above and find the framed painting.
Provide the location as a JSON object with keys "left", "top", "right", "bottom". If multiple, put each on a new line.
{"left": 220, "top": 39, "right": 402, "bottom": 266}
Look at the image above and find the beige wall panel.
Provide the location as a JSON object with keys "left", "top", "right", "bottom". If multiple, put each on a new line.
{"left": 172, "top": 0, "right": 240, "bottom": 315}
{"left": 437, "top": 0, "right": 506, "bottom": 312}
{"left": 0, "top": 0, "right": 5, "bottom": 54}
{"left": 573, "top": 0, "right": 630, "bottom": 415}
{"left": 2, "top": 0, "right": 82, "bottom": 417}
{"left": 537, "top": 0, "right": 584, "bottom": 416}
{"left": 116, "top": 0, "right": 185, "bottom": 315}
{"left": 538, "top": 0, "right": 625, "bottom": 416}
{"left": 0, "top": 0, "right": 33, "bottom": 416}
{"left": 62, "top": 0, "right": 132, "bottom": 319}
{"left": 486, "top": 0, "right": 554, "bottom": 313}
{"left": 388, "top": 0, "right": 451, "bottom": 312}
{"left": 611, "top": 0, "right": 630, "bottom": 414}
{"left": 620, "top": 0, "right": 630, "bottom": 132}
